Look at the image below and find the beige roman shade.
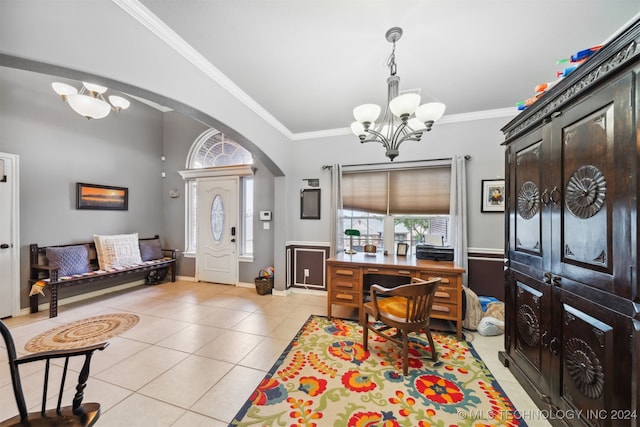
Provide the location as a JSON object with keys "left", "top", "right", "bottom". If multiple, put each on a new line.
{"left": 342, "top": 166, "right": 451, "bottom": 215}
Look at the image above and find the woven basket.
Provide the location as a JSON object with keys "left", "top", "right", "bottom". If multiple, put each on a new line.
{"left": 254, "top": 274, "right": 273, "bottom": 295}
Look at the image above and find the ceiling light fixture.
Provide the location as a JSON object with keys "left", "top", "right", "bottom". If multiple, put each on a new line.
{"left": 51, "top": 81, "right": 130, "bottom": 120}
{"left": 351, "top": 27, "right": 445, "bottom": 161}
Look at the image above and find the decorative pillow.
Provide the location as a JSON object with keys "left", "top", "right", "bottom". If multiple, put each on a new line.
{"left": 94, "top": 233, "right": 143, "bottom": 270}
{"left": 46, "top": 245, "right": 91, "bottom": 277}
{"left": 139, "top": 238, "right": 163, "bottom": 261}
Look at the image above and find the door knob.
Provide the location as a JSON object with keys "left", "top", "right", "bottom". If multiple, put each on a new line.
{"left": 231, "top": 239, "right": 236, "bottom": 243}
{"left": 0, "top": 243, "right": 10, "bottom": 249}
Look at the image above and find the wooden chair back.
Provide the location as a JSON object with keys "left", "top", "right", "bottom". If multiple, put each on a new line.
{"left": 0, "top": 319, "right": 107, "bottom": 427}
{"left": 363, "top": 277, "right": 441, "bottom": 375}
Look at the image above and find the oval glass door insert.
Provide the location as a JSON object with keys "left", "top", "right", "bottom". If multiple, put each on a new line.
{"left": 210, "top": 194, "right": 224, "bottom": 243}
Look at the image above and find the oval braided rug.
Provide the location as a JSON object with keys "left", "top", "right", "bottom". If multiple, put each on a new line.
{"left": 25, "top": 313, "right": 139, "bottom": 352}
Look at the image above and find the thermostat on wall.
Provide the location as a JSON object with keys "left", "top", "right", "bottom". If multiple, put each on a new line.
{"left": 259, "top": 211, "right": 272, "bottom": 221}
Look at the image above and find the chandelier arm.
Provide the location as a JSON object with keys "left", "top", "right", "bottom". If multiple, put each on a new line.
{"left": 364, "top": 129, "right": 393, "bottom": 150}
{"left": 389, "top": 122, "right": 420, "bottom": 150}
{"left": 397, "top": 134, "right": 423, "bottom": 145}
{"left": 389, "top": 129, "right": 426, "bottom": 151}
{"left": 400, "top": 127, "right": 426, "bottom": 139}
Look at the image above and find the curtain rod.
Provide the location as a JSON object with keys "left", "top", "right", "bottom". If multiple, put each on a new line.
{"left": 322, "top": 155, "right": 470, "bottom": 170}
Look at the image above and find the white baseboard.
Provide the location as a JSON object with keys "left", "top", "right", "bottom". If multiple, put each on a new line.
{"left": 237, "top": 281, "right": 254, "bottom": 289}
{"left": 283, "top": 287, "right": 325, "bottom": 297}
{"left": 272, "top": 288, "right": 292, "bottom": 296}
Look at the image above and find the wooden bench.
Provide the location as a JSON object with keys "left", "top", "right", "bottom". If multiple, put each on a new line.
{"left": 29, "top": 235, "right": 177, "bottom": 318}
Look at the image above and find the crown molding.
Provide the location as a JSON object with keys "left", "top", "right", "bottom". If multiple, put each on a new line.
{"left": 438, "top": 107, "right": 519, "bottom": 124}
{"left": 295, "top": 107, "right": 519, "bottom": 141}
{"left": 112, "top": 0, "right": 294, "bottom": 139}
{"left": 113, "top": 1, "right": 520, "bottom": 143}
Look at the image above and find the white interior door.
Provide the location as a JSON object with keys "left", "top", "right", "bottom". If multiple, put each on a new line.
{"left": 196, "top": 177, "right": 238, "bottom": 285}
{"left": 0, "top": 153, "right": 19, "bottom": 318}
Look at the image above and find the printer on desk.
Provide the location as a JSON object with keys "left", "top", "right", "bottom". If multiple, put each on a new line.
{"left": 415, "top": 244, "right": 454, "bottom": 261}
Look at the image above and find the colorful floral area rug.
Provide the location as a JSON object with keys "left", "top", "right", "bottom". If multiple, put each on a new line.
{"left": 231, "top": 315, "right": 526, "bottom": 427}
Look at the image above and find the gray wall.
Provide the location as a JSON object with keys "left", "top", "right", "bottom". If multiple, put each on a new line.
{"left": 287, "top": 116, "right": 510, "bottom": 251}
{"left": 161, "top": 111, "right": 276, "bottom": 283}
{"left": 1, "top": 63, "right": 511, "bottom": 309}
{"left": 0, "top": 67, "right": 165, "bottom": 309}
{"left": 0, "top": 67, "right": 279, "bottom": 310}
{"left": 0, "top": 2, "right": 512, "bottom": 295}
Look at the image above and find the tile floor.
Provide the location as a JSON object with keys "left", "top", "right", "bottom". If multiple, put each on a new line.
{"left": 0, "top": 280, "right": 550, "bottom": 426}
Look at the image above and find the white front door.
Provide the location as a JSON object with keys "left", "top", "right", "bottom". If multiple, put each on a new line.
{"left": 0, "top": 153, "right": 19, "bottom": 318}
{"left": 196, "top": 177, "right": 238, "bottom": 285}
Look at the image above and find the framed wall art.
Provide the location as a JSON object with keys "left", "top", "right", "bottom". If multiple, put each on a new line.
{"left": 300, "top": 188, "right": 321, "bottom": 219}
{"left": 481, "top": 179, "right": 505, "bottom": 212}
{"left": 76, "top": 182, "right": 128, "bottom": 210}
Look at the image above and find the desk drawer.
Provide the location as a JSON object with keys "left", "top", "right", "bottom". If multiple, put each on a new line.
{"left": 363, "top": 267, "right": 414, "bottom": 278}
{"left": 431, "top": 302, "right": 457, "bottom": 319}
{"left": 418, "top": 272, "right": 458, "bottom": 287}
{"left": 330, "top": 291, "right": 360, "bottom": 306}
{"left": 433, "top": 287, "right": 458, "bottom": 305}
{"left": 330, "top": 266, "right": 361, "bottom": 291}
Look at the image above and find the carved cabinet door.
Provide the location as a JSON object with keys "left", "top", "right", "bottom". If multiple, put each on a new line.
{"left": 506, "top": 268, "right": 554, "bottom": 398}
{"left": 548, "top": 75, "right": 634, "bottom": 299}
{"left": 507, "top": 125, "right": 549, "bottom": 273}
{"left": 553, "top": 286, "right": 634, "bottom": 425}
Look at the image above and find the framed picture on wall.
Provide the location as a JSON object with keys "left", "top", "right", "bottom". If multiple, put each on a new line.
{"left": 76, "top": 183, "right": 128, "bottom": 210}
{"left": 481, "top": 179, "right": 505, "bottom": 212}
{"left": 300, "top": 188, "right": 321, "bottom": 219}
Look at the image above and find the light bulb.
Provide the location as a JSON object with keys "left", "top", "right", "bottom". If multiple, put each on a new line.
{"left": 67, "top": 94, "right": 111, "bottom": 119}
{"left": 82, "top": 82, "right": 107, "bottom": 95}
{"left": 109, "top": 95, "right": 130, "bottom": 111}
{"left": 353, "top": 104, "right": 381, "bottom": 124}
{"left": 350, "top": 121, "right": 366, "bottom": 137}
{"left": 51, "top": 82, "right": 78, "bottom": 97}
{"left": 415, "top": 102, "right": 446, "bottom": 123}
{"left": 389, "top": 93, "right": 420, "bottom": 118}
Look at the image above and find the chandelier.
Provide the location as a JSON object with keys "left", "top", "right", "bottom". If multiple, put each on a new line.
{"left": 51, "top": 81, "right": 130, "bottom": 120}
{"left": 351, "top": 27, "right": 445, "bottom": 161}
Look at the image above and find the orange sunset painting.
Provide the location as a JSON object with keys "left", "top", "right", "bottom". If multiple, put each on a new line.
{"left": 77, "top": 183, "right": 128, "bottom": 209}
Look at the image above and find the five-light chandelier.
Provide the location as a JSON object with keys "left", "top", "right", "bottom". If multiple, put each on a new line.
{"left": 51, "top": 81, "right": 130, "bottom": 120}
{"left": 351, "top": 27, "right": 445, "bottom": 161}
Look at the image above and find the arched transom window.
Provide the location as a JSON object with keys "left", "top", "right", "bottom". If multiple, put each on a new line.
{"left": 184, "top": 129, "right": 254, "bottom": 256}
{"left": 188, "top": 129, "right": 252, "bottom": 168}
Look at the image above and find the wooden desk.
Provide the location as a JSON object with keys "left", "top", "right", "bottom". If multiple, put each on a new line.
{"left": 327, "top": 253, "right": 465, "bottom": 339}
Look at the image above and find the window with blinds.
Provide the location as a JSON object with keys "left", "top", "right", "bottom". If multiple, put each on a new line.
{"left": 341, "top": 165, "right": 452, "bottom": 253}
{"left": 342, "top": 166, "right": 451, "bottom": 215}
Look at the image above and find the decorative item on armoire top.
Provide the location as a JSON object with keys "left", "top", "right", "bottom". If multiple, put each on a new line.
{"left": 481, "top": 179, "right": 505, "bottom": 213}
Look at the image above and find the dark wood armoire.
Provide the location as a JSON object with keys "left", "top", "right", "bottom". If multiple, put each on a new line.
{"left": 500, "top": 18, "right": 640, "bottom": 427}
